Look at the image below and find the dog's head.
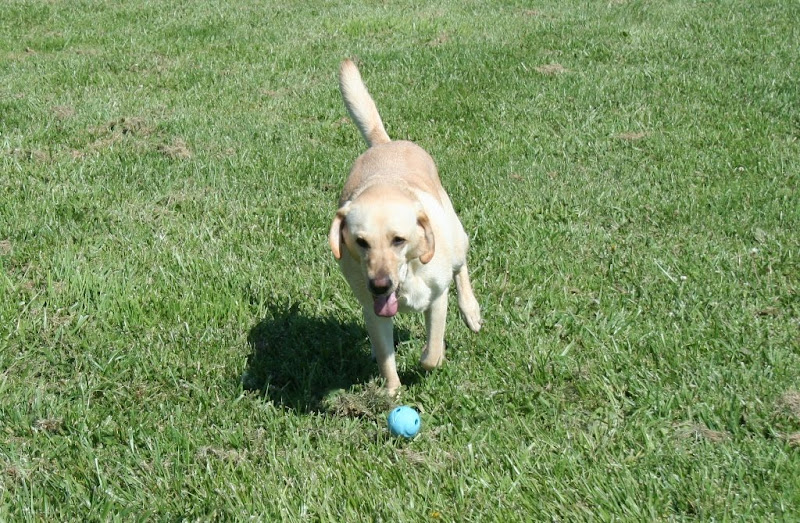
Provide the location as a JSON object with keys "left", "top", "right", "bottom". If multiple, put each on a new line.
{"left": 329, "top": 187, "right": 434, "bottom": 317}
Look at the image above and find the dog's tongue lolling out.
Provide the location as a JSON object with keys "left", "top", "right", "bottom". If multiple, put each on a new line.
{"left": 374, "top": 292, "right": 399, "bottom": 317}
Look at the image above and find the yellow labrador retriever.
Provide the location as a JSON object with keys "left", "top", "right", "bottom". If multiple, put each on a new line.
{"left": 329, "top": 59, "right": 482, "bottom": 395}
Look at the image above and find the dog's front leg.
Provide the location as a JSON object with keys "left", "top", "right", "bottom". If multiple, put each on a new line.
{"left": 419, "top": 291, "right": 448, "bottom": 370}
{"left": 364, "top": 310, "right": 401, "bottom": 395}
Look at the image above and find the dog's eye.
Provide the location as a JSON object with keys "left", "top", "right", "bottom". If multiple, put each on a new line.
{"left": 356, "top": 237, "right": 370, "bottom": 249}
{"left": 392, "top": 237, "right": 406, "bottom": 247}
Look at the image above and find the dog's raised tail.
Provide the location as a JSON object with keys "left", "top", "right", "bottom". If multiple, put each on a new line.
{"left": 339, "top": 59, "right": 391, "bottom": 147}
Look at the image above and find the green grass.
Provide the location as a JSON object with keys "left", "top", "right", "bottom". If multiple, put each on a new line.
{"left": 2, "top": 0, "right": 799, "bottom": 519}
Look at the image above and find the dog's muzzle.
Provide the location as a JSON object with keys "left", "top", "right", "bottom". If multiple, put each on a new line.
{"left": 369, "top": 277, "right": 398, "bottom": 317}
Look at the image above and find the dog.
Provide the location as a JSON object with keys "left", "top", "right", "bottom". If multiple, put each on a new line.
{"left": 329, "top": 59, "right": 482, "bottom": 395}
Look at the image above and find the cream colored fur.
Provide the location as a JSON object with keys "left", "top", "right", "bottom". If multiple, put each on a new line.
{"left": 329, "top": 59, "right": 481, "bottom": 395}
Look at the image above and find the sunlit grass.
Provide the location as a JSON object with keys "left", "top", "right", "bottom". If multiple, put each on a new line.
{"left": 1, "top": 0, "right": 798, "bottom": 519}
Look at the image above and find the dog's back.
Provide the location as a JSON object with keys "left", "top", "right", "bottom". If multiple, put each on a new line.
{"left": 338, "top": 60, "right": 445, "bottom": 204}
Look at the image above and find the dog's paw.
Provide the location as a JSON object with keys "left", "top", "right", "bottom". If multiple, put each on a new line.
{"left": 384, "top": 382, "right": 401, "bottom": 398}
{"left": 419, "top": 344, "right": 444, "bottom": 371}
{"left": 459, "top": 300, "right": 482, "bottom": 333}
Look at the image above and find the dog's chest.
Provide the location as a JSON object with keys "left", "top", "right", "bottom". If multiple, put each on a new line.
{"left": 397, "top": 270, "right": 434, "bottom": 313}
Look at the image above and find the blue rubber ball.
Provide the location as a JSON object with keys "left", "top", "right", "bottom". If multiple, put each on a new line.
{"left": 387, "top": 406, "right": 421, "bottom": 438}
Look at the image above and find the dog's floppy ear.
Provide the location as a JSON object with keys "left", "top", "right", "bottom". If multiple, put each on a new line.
{"left": 416, "top": 210, "right": 435, "bottom": 264}
{"left": 329, "top": 203, "right": 351, "bottom": 259}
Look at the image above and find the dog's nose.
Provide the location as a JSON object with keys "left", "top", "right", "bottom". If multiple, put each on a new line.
{"left": 368, "top": 277, "right": 393, "bottom": 296}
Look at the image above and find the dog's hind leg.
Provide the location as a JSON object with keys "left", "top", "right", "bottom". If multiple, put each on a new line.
{"left": 455, "top": 264, "right": 482, "bottom": 332}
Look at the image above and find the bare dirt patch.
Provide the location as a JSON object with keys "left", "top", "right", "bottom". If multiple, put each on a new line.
{"left": 84, "top": 116, "right": 155, "bottom": 153}
{"left": 614, "top": 131, "right": 648, "bottom": 141}
{"left": 52, "top": 105, "right": 75, "bottom": 119}
{"left": 108, "top": 117, "right": 151, "bottom": 136}
{"left": 321, "top": 382, "right": 394, "bottom": 419}
{"left": 261, "top": 88, "right": 291, "bottom": 98}
{"left": 32, "top": 419, "right": 63, "bottom": 434}
{"left": 157, "top": 139, "right": 192, "bottom": 160}
{"left": 536, "top": 63, "right": 568, "bottom": 75}
{"left": 675, "top": 422, "right": 730, "bottom": 443}
{"left": 428, "top": 32, "right": 450, "bottom": 46}
{"left": 776, "top": 391, "right": 800, "bottom": 419}
{"left": 0, "top": 240, "right": 11, "bottom": 256}
{"left": 7, "top": 148, "right": 50, "bottom": 163}
{"left": 196, "top": 446, "right": 248, "bottom": 464}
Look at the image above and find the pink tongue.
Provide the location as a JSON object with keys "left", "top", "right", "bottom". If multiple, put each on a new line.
{"left": 374, "top": 292, "right": 399, "bottom": 317}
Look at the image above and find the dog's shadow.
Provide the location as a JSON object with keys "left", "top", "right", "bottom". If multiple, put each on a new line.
{"left": 242, "top": 302, "right": 416, "bottom": 412}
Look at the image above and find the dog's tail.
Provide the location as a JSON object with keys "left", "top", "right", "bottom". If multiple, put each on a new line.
{"left": 339, "top": 59, "right": 391, "bottom": 147}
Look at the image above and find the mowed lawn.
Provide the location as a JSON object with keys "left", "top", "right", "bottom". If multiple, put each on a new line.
{"left": 1, "top": 0, "right": 799, "bottom": 519}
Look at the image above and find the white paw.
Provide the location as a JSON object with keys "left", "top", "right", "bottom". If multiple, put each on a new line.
{"left": 384, "top": 381, "right": 401, "bottom": 397}
{"left": 459, "top": 299, "right": 482, "bottom": 333}
{"left": 419, "top": 345, "right": 444, "bottom": 370}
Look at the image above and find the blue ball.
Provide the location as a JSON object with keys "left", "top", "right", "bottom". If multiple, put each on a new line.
{"left": 387, "top": 406, "right": 421, "bottom": 438}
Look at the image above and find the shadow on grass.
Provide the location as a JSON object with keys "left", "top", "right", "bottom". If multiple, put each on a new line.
{"left": 243, "top": 302, "right": 416, "bottom": 413}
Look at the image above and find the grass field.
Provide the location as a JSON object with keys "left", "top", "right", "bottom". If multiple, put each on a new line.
{"left": 2, "top": 0, "right": 799, "bottom": 519}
